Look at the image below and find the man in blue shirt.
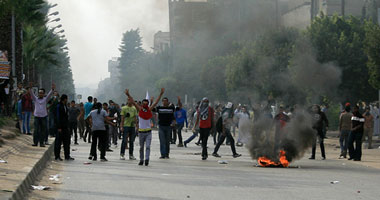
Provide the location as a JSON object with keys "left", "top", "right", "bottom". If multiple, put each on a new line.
{"left": 174, "top": 97, "right": 188, "bottom": 147}
{"left": 84, "top": 96, "right": 93, "bottom": 143}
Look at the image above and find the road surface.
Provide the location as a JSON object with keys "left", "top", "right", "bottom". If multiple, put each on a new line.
{"left": 37, "top": 130, "right": 380, "bottom": 200}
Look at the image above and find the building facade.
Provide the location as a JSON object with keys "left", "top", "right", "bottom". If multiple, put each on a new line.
{"left": 153, "top": 31, "right": 170, "bottom": 54}
{"left": 108, "top": 57, "right": 120, "bottom": 81}
{"left": 281, "top": 0, "right": 374, "bottom": 29}
{"left": 168, "top": 0, "right": 279, "bottom": 68}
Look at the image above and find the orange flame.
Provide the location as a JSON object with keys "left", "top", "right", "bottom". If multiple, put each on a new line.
{"left": 257, "top": 150, "right": 289, "bottom": 167}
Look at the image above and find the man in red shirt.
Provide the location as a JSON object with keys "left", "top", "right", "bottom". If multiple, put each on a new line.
{"left": 274, "top": 106, "right": 290, "bottom": 150}
{"left": 21, "top": 87, "right": 33, "bottom": 135}
{"left": 193, "top": 97, "right": 214, "bottom": 160}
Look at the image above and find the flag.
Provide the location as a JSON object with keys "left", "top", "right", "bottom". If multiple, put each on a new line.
{"left": 146, "top": 90, "right": 150, "bottom": 104}
{"left": 0, "top": 61, "right": 11, "bottom": 79}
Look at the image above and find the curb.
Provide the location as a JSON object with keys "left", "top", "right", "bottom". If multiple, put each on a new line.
{"left": 2, "top": 142, "right": 55, "bottom": 200}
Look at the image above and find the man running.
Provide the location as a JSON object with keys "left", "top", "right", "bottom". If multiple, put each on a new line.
{"left": 212, "top": 102, "right": 241, "bottom": 158}
{"left": 184, "top": 101, "right": 201, "bottom": 147}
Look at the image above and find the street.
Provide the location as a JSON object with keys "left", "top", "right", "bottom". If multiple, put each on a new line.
{"left": 33, "top": 130, "right": 380, "bottom": 200}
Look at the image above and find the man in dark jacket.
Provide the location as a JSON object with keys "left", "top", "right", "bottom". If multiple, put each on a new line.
{"left": 54, "top": 94, "right": 74, "bottom": 161}
{"left": 309, "top": 105, "right": 329, "bottom": 160}
{"left": 348, "top": 105, "right": 365, "bottom": 161}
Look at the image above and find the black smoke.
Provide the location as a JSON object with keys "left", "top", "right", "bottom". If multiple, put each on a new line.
{"left": 243, "top": 109, "right": 315, "bottom": 163}
{"left": 243, "top": 39, "right": 342, "bottom": 164}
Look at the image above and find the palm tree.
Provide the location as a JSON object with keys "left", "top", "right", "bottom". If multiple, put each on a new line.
{"left": 1, "top": 0, "right": 75, "bottom": 100}
{"left": 0, "top": 0, "right": 47, "bottom": 82}
{"left": 23, "top": 25, "right": 58, "bottom": 83}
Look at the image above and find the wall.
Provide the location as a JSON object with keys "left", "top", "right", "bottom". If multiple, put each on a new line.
{"left": 282, "top": 4, "right": 311, "bottom": 29}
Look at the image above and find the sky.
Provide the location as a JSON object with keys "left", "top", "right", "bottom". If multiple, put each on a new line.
{"left": 47, "top": 0, "right": 169, "bottom": 89}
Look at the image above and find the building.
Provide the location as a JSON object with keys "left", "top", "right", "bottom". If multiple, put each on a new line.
{"left": 281, "top": 0, "right": 370, "bottom": 29}
{"left": 168, "top": 0, "right": 279, "bottom": 67}
{"left": 153, "top": 31, "right": 170, "bottom": 54}
{"left": 108, "top": 57, "right": 120, "bottom": 81}
{"left": 168, "top": 0, "right": 279, "bottom": 45}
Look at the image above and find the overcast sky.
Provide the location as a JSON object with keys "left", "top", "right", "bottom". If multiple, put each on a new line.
{"left": 47, "top": 0, "right": 169, "bottom": 89}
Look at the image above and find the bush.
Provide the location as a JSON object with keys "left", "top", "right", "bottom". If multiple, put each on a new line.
{"left": 326, "top": 104, "right": 341, "bottom": 131}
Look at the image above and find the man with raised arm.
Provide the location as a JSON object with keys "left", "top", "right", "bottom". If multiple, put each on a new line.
{"left": 125, "top": 88, "right": 165, "bottom": 166}
{"left": 28, "top": 82, "right": 56, "bottom": 147}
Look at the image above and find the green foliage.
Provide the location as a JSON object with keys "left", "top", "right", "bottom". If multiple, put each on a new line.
{"left": 102, "top": 14, "right": 380, "bottom": 107}
{"left": 326, "top": 104, "right": 341, "bottom": 131}
{"left": 364, "top": 21, "right": 380, "bottom": 90}
{"left": 307, "top": 14, "right": 377, "bottom": 103}
{"left": 118, "top": 29, "right": 144, "bottom": 69}
{"left": 224, "top": 28, "right": 299, "bottom": 103}
{"left": 0, "top": 0, "right": 75, "bottom": 97}
{"left": 0, "top": 0, "right": 46, "bottom": 25}
{"left": 201, "top": 56, "right": 228, "bottom": 101}
{"left": 117, "top": 29, "right": 145, "bottom": 100}
{"left": 23, "top": 25, "right": 58, "bottom": 71}
{"left": 97, "top": 32, "right": 172, "bottom": 103}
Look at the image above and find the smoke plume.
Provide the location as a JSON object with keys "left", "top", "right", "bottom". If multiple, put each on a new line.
{"left": 244, "top": 39, "right": 342, "bottom": 164}
{"left": 244, "top": 110, "right": 315, "bottom": 162}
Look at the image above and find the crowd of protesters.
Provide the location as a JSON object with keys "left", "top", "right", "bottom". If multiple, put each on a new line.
{"left": 6, "top": 80, "right": 380, "bottom": 165}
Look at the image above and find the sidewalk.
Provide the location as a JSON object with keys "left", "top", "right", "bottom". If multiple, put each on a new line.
{"left": 0, "top": 118, "right": 54, "bottom": 200}
{"left": 324, "top": 131, "right": 380, "bottom": 170}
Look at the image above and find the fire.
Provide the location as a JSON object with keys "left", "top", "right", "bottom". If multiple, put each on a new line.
{"left": 257, "top": 150, "right": 289, "bottom": 167}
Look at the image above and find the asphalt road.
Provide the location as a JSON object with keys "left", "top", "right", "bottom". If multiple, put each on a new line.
{"left": 52, "top": 130, "right": 380, "bottom": 200}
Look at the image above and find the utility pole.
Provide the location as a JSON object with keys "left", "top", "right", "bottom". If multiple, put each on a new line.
{"left": 342, "top": 0, "right": 346, "bottom": 17}
{"left": 168, "top": 0, "right": 174, "bottom": 71}
{"left": 238, "top": 0, "right": 241, "bottom": 42}
{"left": 275, "top": 0, "right": 279, "bottom": 28}
{"left": 11, "top": 10, "right": 16, "bottom": 85}
{"left": 20, "top": 29, "right": 23, "bottom": 84}
{"left": 311, "top": 0, "right": 316, "bottom": 20}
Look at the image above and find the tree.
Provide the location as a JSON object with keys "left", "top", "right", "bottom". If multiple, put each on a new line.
{"left": 201, "top": 56, "right": 228, "bottom": 101}
{"left": 1, "top": 1, "right": 75, "bottom": 97}
{"left": 224, "top": 28, "right": 299, "bottom": 103}
{"left": 307, "top": 14, "right": 377, "bottom": 103}
{"left": 23, "top": 25, "right": 58, "bottom": 82}
{"left": 117, "top": 29, "right": 145, "bottom": 100}
{"left": 0, "top": 0, "right": 47, "bottom": 82}
{"left": 364, "top": 21, "right": 380, "bottom": 90}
